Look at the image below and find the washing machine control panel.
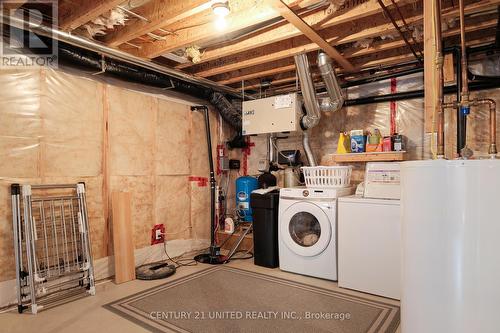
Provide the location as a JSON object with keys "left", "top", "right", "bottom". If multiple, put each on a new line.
{"left": 280, "top": 186, "right": 354, "bottom": 200}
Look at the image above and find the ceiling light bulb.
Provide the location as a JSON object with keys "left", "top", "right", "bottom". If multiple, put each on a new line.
{"left": 212, "top": 1, "right": 230, "bottom": 17}
{"left": 215, "top": 16, "right": 227, "bottom": 30}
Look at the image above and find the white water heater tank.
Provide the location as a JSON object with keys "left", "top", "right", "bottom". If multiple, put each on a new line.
{"left": 400, "top": 159, "right": 500, "bottom": 333}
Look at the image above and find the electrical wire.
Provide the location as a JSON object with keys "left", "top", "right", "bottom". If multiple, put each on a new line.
{"left": 162, "top": 239, "right": 204, "bottom": 268}
{"left": 272, "top": 138, "right": 296, "bottom": 166}
{"left": 226, "top": 247, "right": 254, "bottom": 261}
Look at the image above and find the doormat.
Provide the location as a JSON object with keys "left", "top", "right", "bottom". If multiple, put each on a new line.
{"left": 104, "top": 266, "right": 399, "bottom": 333}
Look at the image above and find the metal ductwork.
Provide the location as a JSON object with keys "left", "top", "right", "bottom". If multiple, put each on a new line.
{"left": 294, "top": 52, "right": 345, "bottom": 166}
{"left": 3, "top": 12, "right": 243, "bottom": 131}
{"left": 317, "top": 52, "right": 344, "bottom": 112}
{"left": 295, "top": 53, "right": 321, "bottom": 130}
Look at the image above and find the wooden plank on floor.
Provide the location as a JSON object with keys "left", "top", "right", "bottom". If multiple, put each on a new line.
{"left": 112, "top": 191, "right": 136, "bottom": 284}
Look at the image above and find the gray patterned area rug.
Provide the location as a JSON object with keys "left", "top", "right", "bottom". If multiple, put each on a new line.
{"left": 104, "top": 266, "right": 399, "bottom": 333}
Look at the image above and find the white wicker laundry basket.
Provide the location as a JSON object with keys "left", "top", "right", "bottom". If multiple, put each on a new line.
{"left": 301, "top": 166, "right": 353, "bottom": 188}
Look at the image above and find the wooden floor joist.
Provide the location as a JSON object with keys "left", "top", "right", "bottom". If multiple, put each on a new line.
{"left": 219, "top": 16, "right": 497, "bottom": 87}
{"left": 271, "top": 0, "right": 355, "bottom": 71}
{"left": 58, "top": 0, "right": 124, "bottom": 31}
{"left": 127, "top": 0, "right": 322, "bottom": 59}
{"left": 175, "top": 0, "right": 411, "bottom": 70}
{"left": 43, "top": 0, "right": 500, "bottom": 96}
{"left": 241, "top": 34, "right": 495, "bottom": 93}
{"left": 103, "top": 0, "right": 212, "bottom": 47}
{"left": 186, "top": 0, "right": 499, "bottom": 80}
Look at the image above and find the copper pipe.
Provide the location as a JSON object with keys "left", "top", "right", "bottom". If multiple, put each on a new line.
{"left": 474, "top": 99, "right": 497, "bottom": 156}
{"left": 459, "top": 0, "right": 469, "bottom": 101}
{"left": 434, "top": 0, "right": 445, "bottom": 157}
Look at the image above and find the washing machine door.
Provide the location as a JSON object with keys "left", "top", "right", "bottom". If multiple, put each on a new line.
{"left": 281, "top": 201, "right": 332, "bottom": 257}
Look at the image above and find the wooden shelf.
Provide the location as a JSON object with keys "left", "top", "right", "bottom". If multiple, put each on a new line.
{"left": 324, "top": 151, "right": 407, "bottom": 163}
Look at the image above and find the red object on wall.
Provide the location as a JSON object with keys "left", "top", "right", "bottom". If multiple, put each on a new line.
{"left": 188, "top": 176, "right": 208, "bottom": 187}
{"left": 242, "top": 137, "right": 255, "bottom": 176}
{"left": 390, "top": 78, "right": 397, "bottom": 135}
{"left": 151, "top": 224, "right": 165, "bottom": 245}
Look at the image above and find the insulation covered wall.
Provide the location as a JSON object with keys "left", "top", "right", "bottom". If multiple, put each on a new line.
{"left": 0, "top": 68, "right": 215, "bottom": 282}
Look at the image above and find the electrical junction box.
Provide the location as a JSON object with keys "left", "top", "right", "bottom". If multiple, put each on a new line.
{"left": 242, "top": 93, "right": 301, "bottom": 135}
{"left": 229, "top": 159, "right": 240, "bottom": 170}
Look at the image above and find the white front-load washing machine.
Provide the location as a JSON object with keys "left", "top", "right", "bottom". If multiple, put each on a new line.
{"left": 278, "top": 186, "right": 354, "bottom": 280}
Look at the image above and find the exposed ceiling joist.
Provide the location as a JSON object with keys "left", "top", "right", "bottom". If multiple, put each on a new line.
{"left": 176, "top": 0, "right": 410, "bottom": 69}
{"left": 103, "top": 0, "right": 212, "bottom": 47}
{"left": 187, "top": 0, "right": 500, "bottom": 78}
{"left": 59, "top": 0, "right": 124, "bottom": 31}
{"left": 240, "top": 34, "right": 496, "bottom": 93}
{"left": 345, "top": 17, "right": 497, "bottom": 58}
{"left": 126, "top": 0, "right": 325, "bottom": 59}
{"left": 271, "top": 0, "right": 355, "bottom": 71}
{"left": 219, "top": 63, "right": 297, "bottom": 85}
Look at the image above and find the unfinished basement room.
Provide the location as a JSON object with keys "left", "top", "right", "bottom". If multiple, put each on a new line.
{"left": 0, "top": 0, "right": 499, "bottom": 332}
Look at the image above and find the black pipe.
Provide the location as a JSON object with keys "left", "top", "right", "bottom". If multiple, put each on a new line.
{"left": 344, "top": 79, "right": 500, "bottom": 106}
{"left": 446, "top": 46, "right": 466, "bottom": 153}
{"left": 192, "top": 105, "right": 226, "bottom": 265}
{"left": 342, "top": 66, "right": 423, "bottom": 88}
{"left": 344, "top": 90, "right": 424, "bottom": 106}
{"left": 55, "top": 39, "right": 243, "bottom": 130}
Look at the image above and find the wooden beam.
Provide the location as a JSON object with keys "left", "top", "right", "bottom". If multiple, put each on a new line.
{"left": 217, "top": 20, "right": 494, "bottom": 86}
{"left": 345, "top": 16, "right": 497, "bottom": 58}
{"left": 176, "top": 0, "right": 411, "bottom": 69}
{"left": 129, "top": 0, "right": 320, "bottom": 59}
{"left": 103, "top": 0, "right": 212, "bottom": 47}
{"left": 271, "top": 0, "right": 354, "bottom": 71}
{"left": 188, "top": 0, "right": 500, "bottom": 78}
{"left": 219, "top": 63, "right": 296, "bottom": 85}
{"left": 59, "top": 0, "right": 124, "bottom": 31}
{"left": 237, "top": 33, "right": 495, "bottom": 92}
{"left": 189, "top": 10, "right": 420, "bottom": 77}
{"left": 423, "top": 0, "right": 438, "bottom": 134}
{"left": 242, "top": 73, "right": 300, "bottom": 91}
{"left": 218, "top": 19, "right": 495, "bottom": 87}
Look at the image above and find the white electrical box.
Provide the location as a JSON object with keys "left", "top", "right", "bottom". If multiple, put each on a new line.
{"left": 242, "top": 93, "right": 300, "bottom": 135}
{"left": 364, "top": 162, "right": 401, "bottom": 200}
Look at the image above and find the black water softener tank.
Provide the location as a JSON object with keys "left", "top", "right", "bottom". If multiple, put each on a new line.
{"left": 250, "top": 190, "right": 280, "bottom": 268}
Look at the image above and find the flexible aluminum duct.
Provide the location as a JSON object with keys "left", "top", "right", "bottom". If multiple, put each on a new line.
{"left": 295, "top": 53, "right": 321, "bottom": 130}
{"left": 2, "top": 11, "right": 241, "bottom": 97}
{"left": 44, "top": 38, "right": 243, "bottom": 131}
{"left": 302, "top": 131, "right": 316, "bottom": 167}
{"left": 295, "top": 52, "right": 344, "bottom": 166}
{"left": 295, "top": 53, "right": 320, "bottom": 166}
{"left": 317, "top": 52, "right": 344, "bottom": 112}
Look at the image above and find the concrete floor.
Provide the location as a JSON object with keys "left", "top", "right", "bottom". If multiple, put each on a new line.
{"left": 0, "top": 259, "right": 400, "bottom": 333}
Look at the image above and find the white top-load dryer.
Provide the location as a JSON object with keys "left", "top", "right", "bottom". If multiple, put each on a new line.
{"left": 338, "top": 196, "right": 401, "bottom": 299}
{"left": 278, "top": 186, "right": 354, "bottom": 281}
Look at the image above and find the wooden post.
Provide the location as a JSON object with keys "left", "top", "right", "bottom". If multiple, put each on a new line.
{"left": 423, "top": 0, "right": 438, "bottom": 134}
